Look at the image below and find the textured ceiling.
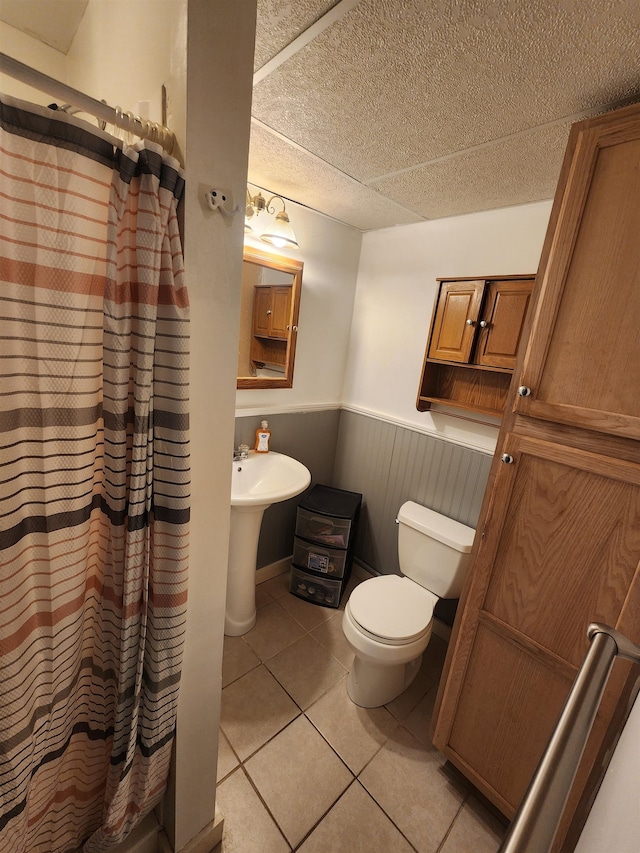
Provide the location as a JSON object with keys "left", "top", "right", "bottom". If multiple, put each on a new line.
{"left": 3, "top": 1, "right": 639, "bottom": 231}
{"left": 250, "top": 0, "right": 640, "bottom": 230}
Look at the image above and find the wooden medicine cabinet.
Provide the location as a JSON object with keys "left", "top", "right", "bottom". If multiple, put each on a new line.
{"left": 416, "top": 275, "right": 534, "bottom": 417}
{"left": 237, "top": 246, "right": 303, "bottom": 390}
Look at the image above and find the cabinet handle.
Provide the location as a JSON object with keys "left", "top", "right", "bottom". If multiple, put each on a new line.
{"left": 292, "top": 325, "right": 298, "bottom": 331}
{"left": 518, "top": 386, "right": 532, "bottom": 397}
{"left": 266, "top": 309, "right": 272, "bottom": 315}
{"left": 501, "top": 453, "right": 515, "bottom": 464}
{"left": 466, "top": 319, "right": 475, "bottom": 326}
{"left": 479, "top": 320, "right": 489, "bottom": 328}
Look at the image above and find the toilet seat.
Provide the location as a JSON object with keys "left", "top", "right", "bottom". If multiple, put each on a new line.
{"left": 347, "top": 575, "right": 436, "bottom": 645}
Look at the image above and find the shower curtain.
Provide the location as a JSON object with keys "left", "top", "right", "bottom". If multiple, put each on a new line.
{"left": 0, "top": 94, "right": 190, "bottom": 851}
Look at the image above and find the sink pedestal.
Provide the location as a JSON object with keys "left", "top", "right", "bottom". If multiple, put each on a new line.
{"left": 225, "top": 503, "right": 269, "bottom": 636}
{"left": 225, "top": 451, "right": 311, "bottom": 637}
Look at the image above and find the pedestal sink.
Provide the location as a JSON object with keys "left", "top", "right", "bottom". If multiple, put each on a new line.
{"left": 225, "top": 451, "right": 311, "bottom": 636}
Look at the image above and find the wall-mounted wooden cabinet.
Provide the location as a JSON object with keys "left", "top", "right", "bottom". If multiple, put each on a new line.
{"left": 417, "top": 276, "right": 534, "bottom": 417}
{"left": 253, "top": 285, "right": 291, "bottom": 339}
{"left": 250, "top": 284, "right": 292, "bottom": 369}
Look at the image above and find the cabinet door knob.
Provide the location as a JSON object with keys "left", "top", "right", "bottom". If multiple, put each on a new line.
{"left": 501, "top": 453, "right": 515, "bottom": 464}
{"left": 466, "top": 319, "right": 475, "bottom": 326}
{"left": 266, "top": 309, "right": 272, "bottom": 315}
{"left": 479, "top": 320, "right": 489, "bottom": 328}
{"left": 518, "top": 386, "right": 532, "bottom": 397}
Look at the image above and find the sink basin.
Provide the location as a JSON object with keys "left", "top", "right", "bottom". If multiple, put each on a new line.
{"left": 231, "top": 450, "right": 311, "bottom": 508}
{"left": 226, "top": 451, "right": 311, "bottom": 636}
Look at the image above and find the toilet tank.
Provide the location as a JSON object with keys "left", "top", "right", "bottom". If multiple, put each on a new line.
{"left": 397, "top": 501, "right": 475, "bottom": 599}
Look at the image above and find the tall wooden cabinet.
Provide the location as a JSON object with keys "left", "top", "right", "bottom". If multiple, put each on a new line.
{"left": 432, "top": 103, "right": 640, "bottom": 852}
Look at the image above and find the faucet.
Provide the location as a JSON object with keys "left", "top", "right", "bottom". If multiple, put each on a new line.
{"left": 233, "top": 444, "right": 250, "bottom": 461}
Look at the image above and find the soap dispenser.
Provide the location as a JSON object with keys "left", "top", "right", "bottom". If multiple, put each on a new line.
{"left": 255, "top": 420, "right": 271, "bottom": 453}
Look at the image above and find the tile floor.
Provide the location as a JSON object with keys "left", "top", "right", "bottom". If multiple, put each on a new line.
{"left": 215, "top": 572, "right": 507, "bottom": 853}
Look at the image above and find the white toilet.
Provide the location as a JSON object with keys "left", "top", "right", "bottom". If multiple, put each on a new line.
{"left": 342, "top": 501, "right": 475, "bottom": 708}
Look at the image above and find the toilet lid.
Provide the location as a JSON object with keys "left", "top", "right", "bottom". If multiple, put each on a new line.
{"left": 348, "top": 575, "right": 436, "bottom": 644}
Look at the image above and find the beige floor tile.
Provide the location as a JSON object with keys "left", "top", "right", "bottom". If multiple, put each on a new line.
{"left": 298, "top": 780, "right": 415, "bottom": 853}
{"left": 439, "top": 796, "right": 507, "bottom": 853}
{"left": 278, "top": 589, "right": 335, "bottom": 631}
{"left": 220, "top": 665, "right": 299, "bottom": 761}
{"left": 306, "top": 678, "right": 399, "bottom": 774}
{"left": 265, "top": 634, "right": 347, "bottom": 710}
{"left": 309, "top": 610, "right": 354, "bottom": 668}
{"left": 337, "top": 574, "right": 363, "bottom": 610}
{"left": 255, "top": 582, "right": 274, "bottom": 609}
{"left": 420, "top": 634, "right": 449, "bottom": 683}
{"left": 216, "top": 768, "right": 289, "bottom": 853}
{"left": 384, "top": 664, "right": 432, "bottom": 722}
{"left": 245, "top": 715, "right": 352, "bottom": 848}
{"left": 242, "top": 600, "right": 305, "bottom": 661}
{"left": 403, "top": 682, "right": 441, "bottom": 751}
{"left": 222, "top": 635, "right": 261, "bottom": 688}
{"left": 359, "top": 725, "right": 467, "bottom": 853}
{"left": 260, "top": 572, "right": 290, "bottom": 600}
{"left": 216, "top": 729, "right": 239, "bottom": 782}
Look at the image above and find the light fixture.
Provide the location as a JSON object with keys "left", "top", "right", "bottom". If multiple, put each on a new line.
{"left": 245, "top": 189, "right": 299, "bottom": 249}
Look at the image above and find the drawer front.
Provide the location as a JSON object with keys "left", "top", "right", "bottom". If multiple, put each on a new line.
{"left": 293, "top": 537, "right": 347, "bottom": 578}
{"left": 295, "top": 507, "right": 352, "bottom": 548}
{"left": 289, "top": 566, "right": 342, "bottom": 608}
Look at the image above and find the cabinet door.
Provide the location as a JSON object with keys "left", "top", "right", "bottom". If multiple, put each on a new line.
{"left": 253, "top": 286, "right": 272, "bottom": 337}
{"left": 515, "top": 108, "right": 640, "bottom": 439}
{"left": 433, "top": 432, "right": 640, "bottom": 830}
{"left": 475, "top": 279, "right": 533, "bottom": 369}
{"left": 428, "top": 280, "right": 484, "bottom": 362}
{"left": 269, "top": 286, "right": 292, "bottom": 339}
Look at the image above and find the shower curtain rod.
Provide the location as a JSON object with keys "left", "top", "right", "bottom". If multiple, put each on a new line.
{"left": 0, "top": 52, "right": 175, "bottom": 153}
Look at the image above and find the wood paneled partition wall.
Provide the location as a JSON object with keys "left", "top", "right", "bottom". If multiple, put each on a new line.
{"left": 235, "top": 409, "right": 492, "bottom": 576}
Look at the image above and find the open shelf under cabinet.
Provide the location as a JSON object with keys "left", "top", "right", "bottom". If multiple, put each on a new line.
{"left": 417, "top": 361, "right": 513, "bottom": 418}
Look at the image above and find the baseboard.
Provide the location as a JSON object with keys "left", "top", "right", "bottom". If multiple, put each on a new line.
{"left": 255, "top": 556, "right": 292, "bottom": 584}
{"left": 159, "top": 808, "right": 224, "bottom": 853}
{"left": 432, "top": 618, "right": 452, "bottom": 642}
{"left": 351, "top": 562, "right": 370, "bottom": 582}
{"left": 110, "top": 813, "right": 160, "bottom": 853}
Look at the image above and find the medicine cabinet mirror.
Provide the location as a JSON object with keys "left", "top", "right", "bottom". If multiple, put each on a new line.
{"left": 237, "top": 245, "right": 303, "bottom": 390}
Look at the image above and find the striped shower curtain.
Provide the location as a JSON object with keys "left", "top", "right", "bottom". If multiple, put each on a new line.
{"left": 0, "top": 95, "right": 190, "bottom": 851}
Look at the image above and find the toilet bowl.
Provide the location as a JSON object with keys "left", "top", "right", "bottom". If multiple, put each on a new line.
{"left": 342, "top": 574, "right": 437, "bottom": 707}
{"left": 342, "top": 501, "right": 475, "bottom": 708}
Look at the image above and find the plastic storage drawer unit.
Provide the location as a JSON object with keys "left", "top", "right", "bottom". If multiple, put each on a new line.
{"left": 295, "top": 507, "right": 353, "bottom": 548}
{"left": 290, "top": 566, "right": 342, "bottom": 608}
{"left": 293, "top": 538, "right": 347, "bottom": 578}
{"left": 289, "top": 484, "right": 362, "bottom": 608}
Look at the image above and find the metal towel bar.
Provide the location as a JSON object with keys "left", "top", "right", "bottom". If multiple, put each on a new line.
{"left": 499, "top": 623, "right": 640, "bottom": 853}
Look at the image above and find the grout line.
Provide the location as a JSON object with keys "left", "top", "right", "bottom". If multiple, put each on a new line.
{"left": 434, "top": 794, "right": 469, "bottom": 853}
{"left": 290, "top": 778, "right": 360, "bottom": 852}
{"left": 219, "top": 585, "right": 495, "bottom": 853}
{"left": 238, "top": 763, "right": 293, "bottom": 850}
